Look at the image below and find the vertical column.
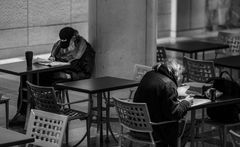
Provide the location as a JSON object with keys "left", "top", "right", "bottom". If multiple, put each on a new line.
{"left": 88, "top": 0, "right": 156, "bottom": 78}
{"left": 146, "top": 0, "right": 158, "bottom": 66}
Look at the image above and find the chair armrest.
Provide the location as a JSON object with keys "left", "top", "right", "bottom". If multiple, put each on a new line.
{"left": 150, "top": 120, "right": 178, "bottom": 126}
{"left": 58, "top": 99, "right": 89, "bottom": 106}
{"left": 128, "top": 88, "right": 137, "bottom": 100}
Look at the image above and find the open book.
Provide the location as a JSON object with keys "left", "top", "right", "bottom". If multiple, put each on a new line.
{"left": 33, "top": 57, "right": 70, "bottom": 67}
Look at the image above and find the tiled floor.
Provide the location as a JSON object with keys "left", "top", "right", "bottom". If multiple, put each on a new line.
{"left": 0, "top": 73, "right": 232, "bottom": 147}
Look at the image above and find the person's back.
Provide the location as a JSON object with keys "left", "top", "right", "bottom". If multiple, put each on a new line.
{"left": 133, "top": 60, "right": 192, "bottom": 147}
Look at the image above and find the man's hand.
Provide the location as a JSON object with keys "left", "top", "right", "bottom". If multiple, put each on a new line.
{"left": 48, "top": 56, "right": 55, "bottom": 62}
{"left": 184, "top": 95, "right": 194, "bottom": 105}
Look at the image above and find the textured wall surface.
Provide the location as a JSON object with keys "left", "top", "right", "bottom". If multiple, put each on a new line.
{"left": 0, "top": 0, "right": 88, "bottom": 59}
{"left": 90, "top": 0, "right": 150, "bottom": 79}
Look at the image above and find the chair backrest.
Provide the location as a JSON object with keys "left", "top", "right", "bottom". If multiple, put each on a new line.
{"left": 26, "top": 109, "right": 68, "bottom": 147}
{"left": 27, "top": 81, "right": 61, "bottom": 113}
{"left": 218, "top": 32, "right": 240, "bottom": 56}
{"left": 112, "top": 97, "right": 153, "bottom": 133}
{"left": 156, "top": 47, "right": 167, "bottom": 63}
{"left": 183, "top": 56, "right": 216, "bottom": 83}
{"left": 229, "top": 129, "right": 240, "bottom": 147}
{"left": 133, "top": 64, "right": 152, "bottom": 82}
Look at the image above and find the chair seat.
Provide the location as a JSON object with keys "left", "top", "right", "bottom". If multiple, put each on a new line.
{"left": 124, "top": 132, "right": 162, "bottom": 144}
{"left": 62, "top": 108, "right": 88, "bottom": 120}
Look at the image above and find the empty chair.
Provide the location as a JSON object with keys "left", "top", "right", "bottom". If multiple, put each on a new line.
{"left": 156, "top": 47, "right": 167, "bottom": 63}
{"left": 112, "top": 97, "right": 185, "bottom": 147}
{"left": 229, "top": 129, "right": 240, "bottom": 147}
{"left": 183, "top": 56, "right": 216, "bottom": 83}
{"left": 101, "top": 64, "right": 153, "bottom": 143}
{"left": 129, "top": 64, "right": 152, "bottom": 99}
{"left": 26, "top": 109, "right": 68, "bottom": 147}
{"left": 26, "top": 81, "right": 91, "bottom": 147}
{"left": 215, "top": 32, "right": 240, "bottom": 58}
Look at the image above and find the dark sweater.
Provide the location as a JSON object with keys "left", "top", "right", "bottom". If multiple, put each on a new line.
{"left": 133, "top": 66, "right": 190, "bottom": 146}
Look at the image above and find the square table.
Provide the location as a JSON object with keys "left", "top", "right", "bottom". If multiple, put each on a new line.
{"left": 55, "top": 76, "right": 139, "bottom": 147}
{"left": 189, "top": 96, "right": 240, "bottom": 147}
{"left": 0, "top": 61, "right": 70, "bottom": 128}
{"left": 158, "top": 40, "right": 229, "bottom": 60}
{"left": 214, "top": 55, "right": 240, "bottom": 70}
{"left": 0, "top": 127, "right": 34, "bottom": 146}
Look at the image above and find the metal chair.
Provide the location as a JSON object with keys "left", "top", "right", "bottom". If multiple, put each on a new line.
{"left": 100, "top": 64, "right": 153, "bottom": 143}
{"left": 182, "top": 56, "right": 216, "bottom": 146}
{"left": 183, "top": 56, "right": 216, "bottom": 83}
{"left": 183, "top": 57, "right": 240, "bottom": 147}
{"left": 215, "top": 32, "right": 240, "bottom": 58}
{"left": 229, "top": 129, "right": 240, "bottom": 147}
{"left": 112, "top": 97, "right": 186, "bottom": 147}
{"left": 128, "top": 64, "right": 152, "bottom": 99}
{"left": 26, "top": 109, "right": 68, "bottom": 147}
{"left": 26, "top": 81, "right": 92, "bottom": 147}
{"left": 156, "top": 47, "right": 167, "bottom": 63}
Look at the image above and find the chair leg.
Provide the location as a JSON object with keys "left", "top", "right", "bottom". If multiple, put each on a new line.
{"left": 219, "top": 128, "right": 223, "bottom": 147}
{"left": 223, "top": 127, "right": 227, "bottom": 147}
{"left": 72, "top": 119, "right": 90, "bottom": 147}
{"left": 65, "top": 122, "right": 69, "bottom": 146}
{"left": 65, "top": 90, "right": 71, "bottom": 108}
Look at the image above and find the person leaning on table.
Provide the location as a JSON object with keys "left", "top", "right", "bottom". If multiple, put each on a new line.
{"left": 14, "top": 27, "right": 95, "bottom": 123}
{"left": 133, "top": 59, "right": 193, "bottom": 147}
{"left": 40, "top": 26, "right": 95, "bottom": 86}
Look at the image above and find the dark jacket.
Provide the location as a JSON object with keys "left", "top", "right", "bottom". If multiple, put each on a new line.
{"left": 39, "top": 41, "right": 95, "bottom": 86}
{"left": 66, "top": 42, "right": 95, "bottom": 80}
{"left": 133, "top": 65, "right": 190, "bottom": 146}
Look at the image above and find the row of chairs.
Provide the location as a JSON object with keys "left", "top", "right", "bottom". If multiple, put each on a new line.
{"left": 24, "top": 100, "right": 240, "bottom": 147}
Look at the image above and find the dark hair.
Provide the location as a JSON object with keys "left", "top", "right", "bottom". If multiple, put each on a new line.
{"left": 59, "top": 27, "right": 76, "bottom": 40}
{"left": 153, "top": 58, "right": 184, "bottom": 79}
{"left": 59, "top": 27, "right": 77, "bottom": 48}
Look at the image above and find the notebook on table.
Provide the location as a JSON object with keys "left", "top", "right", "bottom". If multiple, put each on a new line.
{"left": 33, "top": 57, "right": 70, "bottom": 67}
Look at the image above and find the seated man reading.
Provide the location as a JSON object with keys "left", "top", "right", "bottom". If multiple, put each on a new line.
{"left": 14, "top": 27, "right": 95, "bottom": 124}
{"left": 40, "top": 26, "right": 95, "bottom": 85}
{"left": 133, "top": 59, "right": 193, "bottom": 147}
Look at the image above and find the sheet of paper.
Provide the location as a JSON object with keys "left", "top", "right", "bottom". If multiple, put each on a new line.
{"left": 33, "top": 57, "right": 70, "bottom": 67}
{"left": 191, "top": 98, "right": 211, "bottom": 107}
{"left": 177, "top": 85, "right": 190, "bottom": 96}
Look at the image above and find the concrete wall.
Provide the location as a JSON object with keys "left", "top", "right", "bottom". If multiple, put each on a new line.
{"left": 157, "top": 0, "right": 207, "bottom": 38}
{"left": 0, "top": 0, "right": 88, "bottom": 59}
{"left": 89, "top": 0, "right": 157, "bottom": 79}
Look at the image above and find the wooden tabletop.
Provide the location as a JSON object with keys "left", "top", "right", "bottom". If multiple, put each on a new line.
{"left": 0, "top": 127, "right": 34, "bottom": 146}
{"left": 55, "top": 76, "right": 139, "bottom": 94}
{"left": 214, "top": 55, "right": 240, "bottom": 70}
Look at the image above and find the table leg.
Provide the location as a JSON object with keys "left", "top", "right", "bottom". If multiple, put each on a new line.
{"left": 194, "top": 53, "right": 198, "bottom": 59}
{"left": 105, "top": 92, "right": 110, "bottom": 142}
{"left": 190, "top": 110, "right": 196, "bottom": 147}
{"left": 202, "top": 51, "right": 205, "bottom": 60}
{"left": 190, "top": 53, "right": 193, "bottom": 58}
{"left": 96, "top": 92, "right": 103, "bottom": 147}
{"left": 9, "top": 76, "right": 24, "bottom": 125}
{"left": 5, "top": 100, "right": 9, "bottom": 129}
{"left": 24, "top": 74, "right": 33, "bottom": 130}
{"left": 88, "top": 94, "right": 93, "bottom": 147}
